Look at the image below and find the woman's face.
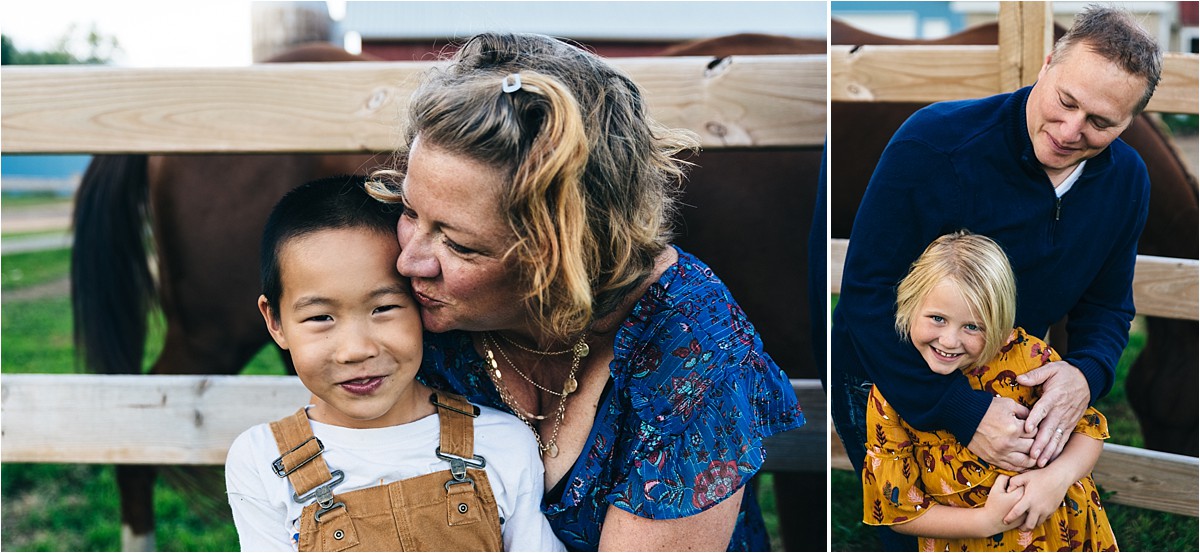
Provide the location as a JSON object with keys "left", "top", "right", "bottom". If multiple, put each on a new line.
{"left": 396, "top": 138, "right": 527, "bottom": 334}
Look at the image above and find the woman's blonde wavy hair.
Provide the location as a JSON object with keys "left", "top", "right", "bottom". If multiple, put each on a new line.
{"left": 894, "top": 230, "right": 1017, "bottom": 370}
{"left": 368, "top": 33, "right": 699, "bottom": 341}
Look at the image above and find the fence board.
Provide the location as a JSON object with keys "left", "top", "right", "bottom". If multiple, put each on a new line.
{"left": 1, "top": 374, "right": 309, "bottom": 465}
{"left": 0, "top": 374, "right": 829, "bottom": 470}
{"left": 997, "top": 2, "right": 1052, "bottom": 91}
{"left": 1155, "top": 52, "right": 1200, "bottom": 115}
{"left": 4, "top": 374, "right": 1195, "bottom": 516}
{"left": 831, "top": 45, "right": 1000, "bottom": 103}
{"left": 829, "top": 239, "right": 1199, "bottom": 321}
{"left": 1130, "top": 254, "right": 1200, "bottom": 321}
{"left": 831, "top": 430, "right": 1198, "bottom": 517}
{"left": 1091, "top": 443, "right": 1200, "bottom": 517}
{"left": 832, "top": 46, "right": 1199, "bottom": 114}
{"left": 0, "top": 55, "right": 826, "bottom": 154}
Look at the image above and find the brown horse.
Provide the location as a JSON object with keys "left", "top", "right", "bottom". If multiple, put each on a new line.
{"left": 72, "top": 36, "right": 828, "bottom": 550}
{"left": 830, "top": 19, "right": 1199, "bottom": 456}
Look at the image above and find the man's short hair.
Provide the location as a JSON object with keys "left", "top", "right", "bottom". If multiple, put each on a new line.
{"left": 1051, "top": 4, "right": 1163, "bottom": 114}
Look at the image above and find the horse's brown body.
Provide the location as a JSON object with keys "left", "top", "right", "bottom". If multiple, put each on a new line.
{"left": 830, "top": 19, "right": 1199, "bottom": 456}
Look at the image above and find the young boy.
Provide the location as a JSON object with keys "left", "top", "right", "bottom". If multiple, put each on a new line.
{"left": 225, "top": 175, "right": 563, "bottom": 552}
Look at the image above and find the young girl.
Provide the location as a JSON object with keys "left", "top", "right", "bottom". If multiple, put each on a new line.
{"left": 862, "top": 230, "right": 1117, "bottom": 551}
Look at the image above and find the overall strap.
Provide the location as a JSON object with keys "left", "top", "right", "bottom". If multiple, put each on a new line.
{"left": 271, "top": 409, "right": 357, "bottom": 550}
{"left": 430, "top": 392, "right": 486, "bottom": 481}
{"left": 269, "top": 408, "right": 342, "bottom": 503}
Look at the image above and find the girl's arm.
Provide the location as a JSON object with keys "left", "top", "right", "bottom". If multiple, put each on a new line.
{"left": 1003, "top": 432, "right": 1103, "bottom": 530}
{"left": 891, "top": 474, "right": 1026, "bottom": 538}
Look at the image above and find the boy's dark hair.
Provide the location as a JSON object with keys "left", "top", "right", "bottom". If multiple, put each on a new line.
{"left": 260, "top": 175, "right": 401, "bottom": 317}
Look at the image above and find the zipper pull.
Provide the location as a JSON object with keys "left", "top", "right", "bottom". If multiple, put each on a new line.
{"left": 1055, "top": 197, "right": 1062, "bottom": 221}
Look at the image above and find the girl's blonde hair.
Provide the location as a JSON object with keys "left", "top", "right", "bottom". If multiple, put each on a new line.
{"left": 894, "top": 230, "right": 1017, "bottom": 369}
{"left": 368, "top": 33, "right": 699, "bottom": 340}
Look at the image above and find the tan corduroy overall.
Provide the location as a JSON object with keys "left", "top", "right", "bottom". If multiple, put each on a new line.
{"left": 269, "top": 392, "right": 504, "bottom": 551}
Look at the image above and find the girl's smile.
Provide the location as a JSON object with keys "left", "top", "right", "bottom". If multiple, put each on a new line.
{"left": 910, "top": 280, "right": 986, "bottom": 375}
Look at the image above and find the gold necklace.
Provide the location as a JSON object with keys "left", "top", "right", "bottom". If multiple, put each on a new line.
{"left": 495, "top": 331, "right": 590, "bottom": 357}
{"left": 481, "top": 332, "right": 588, "bottom": 458}
{"left": 486, "top": 332, "right": 579, "bottom": 397}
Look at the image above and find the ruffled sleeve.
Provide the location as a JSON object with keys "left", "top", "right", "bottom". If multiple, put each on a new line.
{"left": 861, "top": 386, "right": 937, "bottom": 526}
{"left": 621, "top": 377, "right": 768, "bottom": 519}
{"left": 606, "top": 263, "right": 804, "bottom": 520}
{"left": 1074, "top": 406, "right": 1109, "bottom": 440}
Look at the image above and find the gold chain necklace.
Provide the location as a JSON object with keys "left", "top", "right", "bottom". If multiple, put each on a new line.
{"left": 481, "top": 332, "right": 588, "bottom": 458}
{"left": 486, "top": 332, "right": 579, "bottom": 397}
{"left": 494, "top": 331, "right": 586, "bottom": 357}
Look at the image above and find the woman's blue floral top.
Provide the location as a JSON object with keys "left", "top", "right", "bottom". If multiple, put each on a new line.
{"left": 418, "top": 247, "right": 805, "bottom": 551}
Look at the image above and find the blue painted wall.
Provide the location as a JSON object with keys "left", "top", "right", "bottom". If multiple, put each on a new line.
{"left": 2, "top": 155, "right": 91, "bottom": 178}
{"left": 832, "top": 1, "right": 967, "bottom": 37}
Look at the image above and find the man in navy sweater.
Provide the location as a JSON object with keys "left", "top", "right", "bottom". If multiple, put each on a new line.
{"left": 831, "top": 6, "right": 1162, "bottom": 549}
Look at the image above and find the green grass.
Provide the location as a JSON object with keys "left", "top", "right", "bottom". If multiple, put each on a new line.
{"left": 756, "top": 472, "right": 784, "bottom": 551}
{"left": 1, "top": 247, "right": 285, "bottom": 551}
{"left": 1162, "top": 113, "right": 1199, "bottom": 135}
{"left": 1, "top": 247, "right": 71, "bottom": 291}
{"left": 0, "top": 463, "right": 238, "bottom": 551}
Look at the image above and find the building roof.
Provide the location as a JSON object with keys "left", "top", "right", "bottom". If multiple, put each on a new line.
{"left": 336, "top": 1, "right": 827, "bottom": 41}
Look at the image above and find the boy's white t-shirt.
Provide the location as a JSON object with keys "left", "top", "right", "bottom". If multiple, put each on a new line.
{"left": 225, "top": 404, "right": 564, "bottom": 552}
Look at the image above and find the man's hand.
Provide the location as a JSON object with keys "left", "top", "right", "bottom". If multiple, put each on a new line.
{"left": 1017, "top": 361, "right": 1090, "bottom": 467}
{"left": 966, "top": 396, "right": 1036, "bottom": 471}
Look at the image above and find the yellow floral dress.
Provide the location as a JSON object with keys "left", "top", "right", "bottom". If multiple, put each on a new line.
{"left": 861, "top": 328, "right": 1117, "bottom": 552}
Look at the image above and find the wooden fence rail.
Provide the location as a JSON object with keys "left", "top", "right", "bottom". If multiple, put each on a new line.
{"left": 1, "top": 55, "right": 827, "bottom": 154}
{"left": 3, "top": 374, "right": 1195, "bottom": 517}
{"left": 831, "top": 45, "right": 1199, "bottom": 114}
{"left": 828, "top": 422, "right": 1200, "bottom": 518}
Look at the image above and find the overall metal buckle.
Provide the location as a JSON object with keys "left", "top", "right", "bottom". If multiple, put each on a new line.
{"left": 436, "top": 447, "right": 486, "bottom": 490}
{"left": 271, "top": 436, "right": 325, "bottom": 478}
{"left": 292, "top": 469, "right": 346, "bottom": 522}
{"left": 294, "top": 469, "right": 345, "bottom": 504}
{"left": 436, "top": 447, "right": 486, "bottom": 479}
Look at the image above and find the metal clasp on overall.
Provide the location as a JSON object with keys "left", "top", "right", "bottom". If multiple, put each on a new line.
{"left": 436, "top": 448, "right": 486, "bottom": 490}
{"left": 294, "top": 469, "right": 346, "bottom": 522}
{"left": 271, "top": 436, "right": 325, "bottom": 477}
{"left": 430, "top": 394, "right": 481, "bottom": 418}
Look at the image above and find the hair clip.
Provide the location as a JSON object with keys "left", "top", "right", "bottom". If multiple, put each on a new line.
{"left": 502, "top": 73, "right": 522, "bottom": 93}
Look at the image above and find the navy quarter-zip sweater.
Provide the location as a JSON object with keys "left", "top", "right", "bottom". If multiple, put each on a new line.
{"left": 832, "top": 85, "right": 1150, "bottom": 443}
